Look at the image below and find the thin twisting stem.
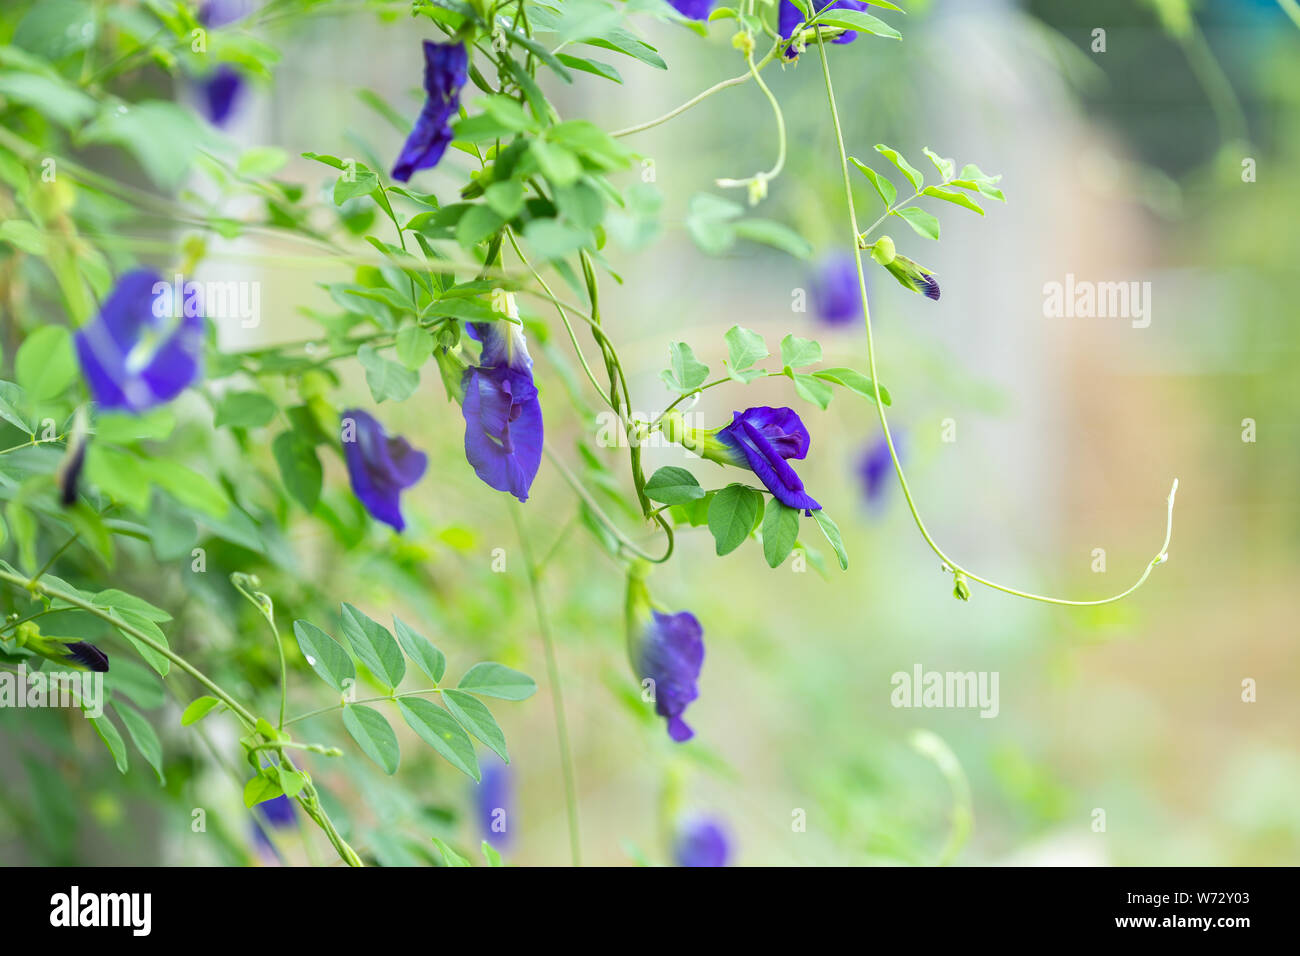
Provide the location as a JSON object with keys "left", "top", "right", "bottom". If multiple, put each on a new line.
{"left": 814, "top": 29, "right": 1178, "bottom": 606}
{"left": 509, "top": 503, "right": 582, "bottom": 867}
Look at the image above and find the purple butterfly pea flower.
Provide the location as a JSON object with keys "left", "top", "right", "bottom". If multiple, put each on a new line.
{"left": 251, "top": 793, "right": 295, "bottom": 855}
{"left": 74, "top": 269, "right": 203, "bottom": 414}
{"left": 667, "top": 0, "right": 714, "bottom": 19}
{"left": 673, "top": 817, "right": 732, "bottom": 867}
{"left": 64, "top": 641, "right": 110, "bottom": 673}
{"left": 811, "top": 252, "right": 864, "bottom": 327}
{"left": 626, "top": 570, "right": 704, "bottom": 742}
{"left": 392, "top": 40, "right": 469, "bottom": 182}
{"left": 473, "top": 756, "right": 513, "bottom": 849}
{"left": 857, "top": 431, "right": 899, "bottom": 508}
{"left": 340, "top": 408, "right": 428, "bottom": 532}
{"left": 197, "top": 64, "right": 245, "bottom": 126}
{"left": 460, "top": 321, "right": 544, "bottom": 503}
{"left": 717, "top": 406, "right": 822, "bottom": 512}
{"left": 781, "top": 0, "right": 873, "bottom": 58}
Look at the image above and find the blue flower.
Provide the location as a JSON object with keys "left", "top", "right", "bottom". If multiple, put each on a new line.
{"left": 811, "top": 252, "right": 864, "bottom": 327}
{"left": 461, "top": 320, "right": 544, "bottom": 502}
{"left": 251, "top": 794, "right": 295, "bottom": 855}
{"left": 667, "top": 0, "right": 714, "bottom": 18}
{"left": 781, "top": 0, "right": 873, "bottom": 58}
{"left": 673, "top": 817, "right": 731, "bottom": 867}
{"left": 74, "top": 270, "right": 203, "bottom": 413}
{"left": 857, "top": 432, "right": 898, "bottom": 508}
{"left": 473, "top": 756, "right": 513, "bottom": 849}
{"left": 392, "top": 40, "right": 469, "bottom": 182}
{"left": 197, "top": 64, "right": 245, "bottom": 126}
{"left": 716, "top": 406, "right": 821, "bottom": 512}
{"left": 196, "top": 1, "right": 250, "bottom": 126}
{"left": 341, "top": 408, "right": 428, "bottom": 532}
{"left": 627, "top": 572, "right": 704, "bottom": 743}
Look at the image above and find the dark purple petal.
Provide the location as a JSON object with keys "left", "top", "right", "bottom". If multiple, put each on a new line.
{"left": 667, "top": 0, "right": 714, "bottom": 19}
{"left": 392, "top": 41, "right": 469, "bottom": 182}
{"left": 812, "top": 253, "right": 864, "bottom": 326}
{"left": 461, "top": 364, "right": 543, "bottom": 503}
{"left": 634, "top": 610, "right": 704, "bottom": 743}
{"left": 474, "top": 757, "right": 513, "bottom": 848}
{"left": 342, "top": 408, "right": 428, "bottom": 531}
{"left": 717, "top": 407, "right": 821, "bottom": 511}
{"left": 857, "top": 432, "right": 898, "bottom": 507}
{"left": 674, "top": 818, "right": 731, "bottom": 867}
{"left": 198, "top": 64, "right": 245, "bottom": 126}
{"left": 64, "top": 641, "right": 109, "bottom": 673}
{"left": 75, "top": 270, "right": 204, "bottom": 413}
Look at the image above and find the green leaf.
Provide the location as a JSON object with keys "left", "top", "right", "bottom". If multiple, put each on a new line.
{"left": 108, "top": 609, "right": 170, "bottom": 676}
{"left": 555, "top": 53, "right": 623, "bottom": 83}
{"left": 340, "top": 603, "right": 405, "bottom": 689}
{"left": 442, "top": 689, "right": 509, "bottom": 762}
{"left": 955, "top": 163, "right": 1005, "bottom": 201}
{"left": 113, "top": 702, "right": 165, "bottom": 785}
{"left": 89, "top": 714, "right": 129, "bottom": 774}
{"left": 431, "top": 836, "right": 472, "bottom": 867}
{"left": 724, "top": 325, "right": 768, "bottom": 372}
{"left": 342, "top": 704, "right": 401, "bottom": 775}
{"left": 395, "top": 326, "right": 435, "bottom": 370}
{"left": 708, "top": 484, "right": 763, "bottom": 556}
{"left": 243, "top": 772, "right": 283, "bottom": 808}
{"left": 16, "top": 326, "right": 76, "bottom": 402}
{"left": 483, "top": 180, "right": 526, "bottom": 219}
{"left": 81, "top": 100, "right": 214, "bottom": 189}
{"left": 529, "top": 139, "right": 582, "bottom": 187}
{"left": 892, "top": 206, "right": 940, "bottom": 240}
{"left": 93, "top": 589, "right": 170, "bottom": 622}
{"left": 922, "top": 147, "right": 956, "bottom": 180}
{"left": 732, "top": 219, "right": 813, "bottom": 259}
{"left": 660, "top": 341, "right": 709, "bottom": 393}
{"left": 150, "top": 460, "right": 228, "bottom": 517}
{"left": 762, "top": 501, "right": 801, "bottom": 568}
{"left": 849, "top": 157, "right": 897, "bottom": 207}
{"left": 684, "top": 193, "right": 742, "bottom": 255}
{"left": 237, "top": 146, "right": 289, "bottom": 178}
{"left": 792, "top": 373, "right": 834, "bottom": 410}
{"left": 923, "top": 185, "right": 983, "bottom": 215}
{"left": 333, "top": 166, "right": 379, "bottom": 204}
{"left": 357, "top": 344, "right": 418, "bottom": 403}
{"left": 457, "top": 662, "right": 537, "bottom": 701}
{"left": 645, "top": 466, "right": 706, "bottom": 505}
{"left": 392, "top": 616, "right": 446, "bottom": 683}
{"left": 780, "top": 333, "right": 822, "bottom": 369}
{"left": 397, "top": 698, "right": 479, "bottom": 780}
{"left": 482, "top": 841, "right": 504, "bottom": 866}
{"left": 874, "top": 144, "right": 924, "bottom": 190}
{"left": 812, "top": 367, "right": 892, "bottom": 405}
{"left": 214, "top": 391, "right": 277, "bottom": 429}
{"left": 818, "top": 9, "right": 902, "bottom": 38}
{"left": 0, "top": 219, "right": 45, "bottom": 254}
{"left": 293, "top": 620, "right": 356, "bottom": 694}
{"left": 181, "top": 696, "right": 222, "bottom": 726}
{"left": 272, "top": 431, "right": 323, "bottom": 512}
{"left": 812, "top": 509, "right": 849, "bottom": 570}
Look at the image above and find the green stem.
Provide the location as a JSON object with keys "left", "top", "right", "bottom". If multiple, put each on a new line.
{"left": 283, "top": 687, "right": 444, "bottom": 728}
{"left": 543, "top": 446, "right": 673, "bottom": 564}
{"left": 814, "top": 29, "right": 1178, "bottom": 606}
{"left": 509, "top": 502, "right": 582, "bottom": 867}
{"left": 611, "top": 43, "right": 781, "bottom": 138}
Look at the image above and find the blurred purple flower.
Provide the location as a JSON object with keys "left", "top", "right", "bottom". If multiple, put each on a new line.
{"left": 667, "top": 0, "right": 714, "bottom": 18}
{"left": 392, "top": 40, "right": 469, "bottom": 182}
{"left": 811, "top": 252, "right": 864, "bottom": 327}
{"left": 196, "top": 1, "right": 251, "bottom": 126}
{"left": 461, "top": 322, "right": 543, "bottom": 502}
{"left": 64, "top": 641, "right": 109, "bottom": 672}
{"left": 74, "top": 269, "right": 203, "bottom": 413}
{"left": 474, "top": 756, "right": 513, "bottom": 849}
{"left": 781, "top": 0, "right": 874, "bottom": 58}
{"left": 857, "top": 432, "right": 900, "bottom": 508}
{"left": 717, "top": 406, "right": 821, "bottom": 512}
{"left": 673, "top": 817, "right": 731, "bottom": 867}
{"left": 632, "top": 608, "right": 704, "bottom": 743}
{"left": 252, "top": 794, "right": 295, "bottom": 855}
{"left": 341, "top": 408, "right": 428, "bottom": 532}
